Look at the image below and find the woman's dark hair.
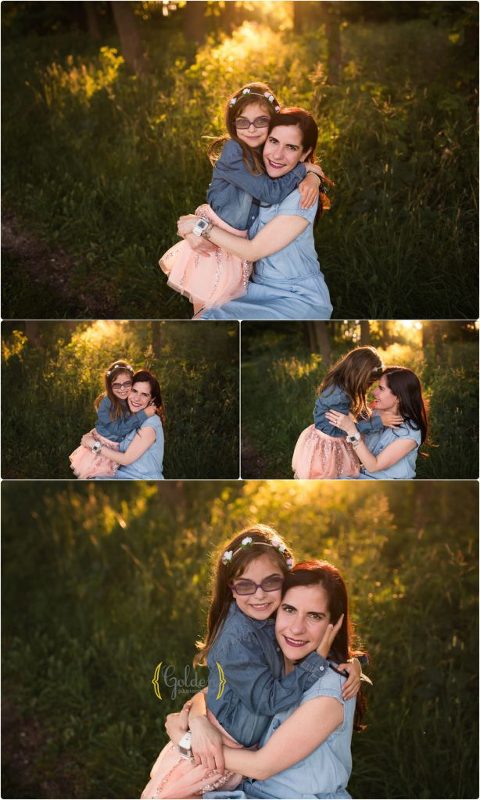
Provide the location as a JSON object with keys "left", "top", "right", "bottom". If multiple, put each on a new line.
{"left": 282, "top": 560, "right": 367, "bottom": 730}
{"left": 269, "top": 107, "right": 334, "bottom": 214}
{"left": 382, "top": 367, "right": 428, "bottom": 445}
{"left": 94, "top": 359, "right": 134, "bottom": 421}
{"left": 194, "top": 524, "right": 294, "bottom": 667}
{"left": 209, "top": 81, "right": 280, "bottom": 176}
{"left": 131, "top": 370, "right": 166, "bottom": 429}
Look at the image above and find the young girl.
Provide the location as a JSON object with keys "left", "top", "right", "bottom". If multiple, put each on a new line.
{"left": 292, "top": 346, "right": 402, "bottom": 480}
{"left": 69, "top": 360, "right": 156, "bottom": 479}
{"left": 159, "top": 81, "right": 326, "bottom": 316}
{"left": 141, "top": 525, "right": 361, "bottom": 799}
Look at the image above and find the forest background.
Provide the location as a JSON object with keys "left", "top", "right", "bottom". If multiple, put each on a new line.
{"left": 1, "top": 320, "right": 239, "bottom": 478}
{"left": 2, "top": 480, "right": 478, "bottom": 799}
{"left": 2, "top": 0, "right": 478, "bottom": 319}
{"left": 241, "top": 319, "right": 479, "bottom": 479}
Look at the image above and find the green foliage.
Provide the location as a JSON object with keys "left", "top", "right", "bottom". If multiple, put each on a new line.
{"left": 2, "top": 481, "right": 478, "bottom": 798}
{"left": 2, "top": 16, "right": 477, "bottom": 318}
{"left": 1, "top": 321, "right": 239, "bottom": 478}
{"left": 241, "top": 331, "right": 478, "bottom": 478}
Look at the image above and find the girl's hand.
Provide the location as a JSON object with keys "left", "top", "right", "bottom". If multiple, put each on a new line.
{"left": 378, "top": 410, "right": 404, "bottom": 428}
{"left": 165, "top": 705, "right": 189, "bottom": 746}
{"left": 81, "top": 433, "right": 96, "bottom": 449}
{"left": 189, "top": 715, "right": 225, "bottom": 773}
{"left": 325, "top": 410, "right": 357, "bottom": 435}
{"left": 338, "top": 657, "right": 362, "bottom": 701}
{"left": 185, "top": 233, "right": 217, "bottom": 256}
{"left": 298, "top": 173, "right": 320, "bottom": 209}
{"left": 177, "top": 214, "right": 199, "bottom": 238}
{"left": 316, "top": 613, "right": 344, "bottom": 658}
{"left": 144, "top": 404, "right": 156, "bottom": 418}
{"left": 305, "top": 162, "right": 327, "bottom": 181}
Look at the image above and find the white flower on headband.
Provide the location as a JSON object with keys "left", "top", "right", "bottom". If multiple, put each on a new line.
{"left": 241, "top": 537, "right": 253, "bottom": 546}
{"left": 286, "top": 557, "right": 294, "bottom": 569}
{"left": 222, "top": 550, "right": 233, "bottom": 565}
{"left": 242, "top": 88, "right": 251, "bottom": 95}
{"left": 264, "top": 92, "right": 273, "bottom": 101}
{"left": 271, "top": 536, "right": 286, "bottom": 552}
{"left": 229, "top": 97, "right": 237, "bottom": 106}
{"left": 275, "top": 105, "right": 280, "bottom": 112}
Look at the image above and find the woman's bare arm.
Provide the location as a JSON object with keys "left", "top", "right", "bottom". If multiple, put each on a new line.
{"left": 81, "top": 427, "right": 156, "bottom": 466}
{"left": 177, "top": 213, "right": 309, "bottom": 262}
{"left": 324, "top": 410, "right": 414, "bottom": 473}
{"left": 223, "top": 695, "right": 343, "bottom": 781}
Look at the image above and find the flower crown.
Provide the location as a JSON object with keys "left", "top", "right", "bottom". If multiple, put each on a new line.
{"left": 106, "top": 363, "right": 134, "bottom": 377}
{"left": 222, "top": 537, "right": 293, "bottom": 569}
{"left": 229, "top": 88, "right": 280, "bottom": 113}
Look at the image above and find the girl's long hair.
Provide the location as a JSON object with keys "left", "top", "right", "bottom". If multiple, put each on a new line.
{"left": 94, "top": 359, "right": 134, "bottom": 421}
{"left": 131, "top": 370, "right": 166, "bottom": 429}
{"left": 282, "top": 561, "right": 367, "bottom": 731}
{"left": 382, "top": 367, "right": 428, "bottom": 445}
{"left": 319, "top": 346, "right": 383, "bottom": 418}
{"left": 208, "top": 81, "right": 280, "bottom": 175}
{"left": 194, "top": 524, "right": 294, "bottom": 667}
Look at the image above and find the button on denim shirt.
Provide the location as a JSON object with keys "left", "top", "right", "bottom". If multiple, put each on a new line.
{"left": 95, "top": 396, "right": 147, "bottom": 441}
{"left": 207, "top": 603, "right": 329, "bottom": 748}
{"left": 314, "top": 386, "right": 384, "bottom": 440}
{"left": 207, "top": 139, "right": 307, "bottom": 231}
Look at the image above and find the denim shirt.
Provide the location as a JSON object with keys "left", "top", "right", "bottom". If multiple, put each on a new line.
{"left": 314, "top": 386, "right": 384, "bottom": 440}
{"left": 207, "top": 603, "right": 329, "bottom": 748}
{"left": 360, "top": 420, "right": 422, "bottom": 479}
{"left": 95, "top": 396, "right": 147, "bottom": 441}
{"left": 207, "top": 139, "right": 307, "bottom": 231}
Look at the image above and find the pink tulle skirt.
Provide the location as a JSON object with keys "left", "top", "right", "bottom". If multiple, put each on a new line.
{"left": 292, "top": 425, "right": 360, "bottom": 480}
{"left": 69, "top": 433, "right": 120, "bottom": 479}
{"left": 141, "top": 711, "right": 243, "bottom": 799}
{"left": 159, "top": 204, "right": 253, "bottom": 312}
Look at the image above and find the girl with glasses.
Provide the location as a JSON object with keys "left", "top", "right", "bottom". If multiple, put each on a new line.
{"left": 160, "top": 82, "right": 325, "bottom": 317}
{"left": 69, "top": 359, "right": 157, "bottom": 479}
{"left": 141, "top": 525, "right": 361, "bottom": 798}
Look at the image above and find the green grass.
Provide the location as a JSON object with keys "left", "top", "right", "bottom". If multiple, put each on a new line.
{"left": 241, "top": 330, "right": 478, "bottom": 479}
{"left": 1, "top": 321, "right": 239, "bottom": 478}
{"left": 2, "top": 481, "right": 478, "bottom": 798}
{"left": 2, "top": 19, "right": 477, "bottom": 318}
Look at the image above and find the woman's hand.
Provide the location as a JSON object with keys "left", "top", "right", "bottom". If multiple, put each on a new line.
{"left": 325, "top": 410, "right": 357, "bottom": 435}
{"left": 338, "top": 657, "right": 362, "bottom": 701}
{"left": 298, "top": 173, "right": 320, "bottom": 209}
{"left": 189, "top": 715, "right": 225, "bottom": 773}
{"left": 177, "top": 214, "right": 199, "bottom": 238}
{"left": 165, "top": 703, "right": 189, "bottom": 746}
{"left": 377, "top": 410, "right": 404, "bottom": 427}
{"left": 316, "top": 613, "right": 344, "bottom": 658}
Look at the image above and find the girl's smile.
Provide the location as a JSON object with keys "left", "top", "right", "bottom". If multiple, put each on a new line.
{"left": 111, "top": 371, "right": 133, "bottom": 400}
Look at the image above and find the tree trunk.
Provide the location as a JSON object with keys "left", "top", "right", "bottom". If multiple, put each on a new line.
{"left": 84, "top": 1, "right": 101, "bottom": 40}
{"left": 25, "top": 321, "right": 41, "bottom": 347}
{"left": 111, "top": 2, "right": 148, "bottom": 76}
{"left": 222, "top": 0, "right": 237, "bottom": 34}
{"left": 151, "top": 322, "right": 163, "bottom": 358}
{"left": 293, "top": 1, "right": 310, "bottom": 34}
{"left": 360, "top": 320, "right": 370, "bottom": 345}
{"left": 183, "top": 1, "right": 207, "bottom": 44}
{"left": 305, "top": 322, "right": 331, "bottom": 363}
{"left": 323, "top": 2, "right": 341, "bottom": 85}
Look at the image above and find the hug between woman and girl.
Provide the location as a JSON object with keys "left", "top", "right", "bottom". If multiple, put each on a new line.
{"left": 142, "top": 525, "right": 369, "bottom": 800}
{"left": 69, "top": 360, "right": 165, "bottom": 480}
{"left": 160, "top": 81, "right": 333, "bottom": 320}
{"left": 292, "top": 346, "right": 429, "bottom": 480}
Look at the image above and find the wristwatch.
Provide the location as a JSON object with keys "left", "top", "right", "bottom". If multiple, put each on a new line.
{"left": 192, "top": 218, "right": 211, "bottom": 237}
{"left": 91, "top": 440, "right": 102, "bottom": 454}
{"left": 346, "top": 431, "right": 361, "bottom": 444}
{"left": 178, "top": 730, "right": 193, "bottom": 759}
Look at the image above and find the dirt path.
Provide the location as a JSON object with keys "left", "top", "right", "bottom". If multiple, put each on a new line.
{"left": 2, "top": 210, "right": 114, "bottom": 318}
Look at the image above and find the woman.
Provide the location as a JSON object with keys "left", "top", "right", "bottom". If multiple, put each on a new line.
{"left": 165, "top": 561, "right": 366, "bottom": 799}
{"left": 325, "top": 367, "right": 428, "bottom": 480}
{"left": 81, "top": 370, "right": 165, "bottom": 480}
{"left": 177, "top": 108, "right": 333, "bottom": 321}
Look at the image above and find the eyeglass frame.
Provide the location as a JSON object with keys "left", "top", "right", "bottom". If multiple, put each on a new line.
{"left": 229, "top": 575, "right": 284, "bottom": 596}
{"left": 234, "top": 115, "right": 271, "bottom": 130}
{"left": 111, "top": 380, "right": 133, "bottom": 390}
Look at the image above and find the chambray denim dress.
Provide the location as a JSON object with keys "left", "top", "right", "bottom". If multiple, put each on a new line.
{"left": 355, "top": 420, "right": 422, "bottom": 479}
{"left": 314, "top": 386, "right": 384, "bottom": 439}
{"left": 207, "top": 603, "right": 329, "bottom": 748}
{"left": 201, "top": 191, "right": 332, "bottom": 321}
{"left": 208, "top": 139, "right": 307, "bottom": 231}
{"left": 111, "top": 416, "right": 164, "bottom": 480}
{"left": 95, "top": 396, "right": 148, "bottom": 441}
{"left": 204, "top": 667, "right": 355, "bottom": 799}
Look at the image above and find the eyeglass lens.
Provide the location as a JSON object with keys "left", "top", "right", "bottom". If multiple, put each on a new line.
{"left": 234, "top": 115, "right": 270, "bottom": 130}
{"left": 231, "top": 575, "right": 284, "bottom": 595}
{"left": 112, "top": 381, "right": 132, "bottom": 390}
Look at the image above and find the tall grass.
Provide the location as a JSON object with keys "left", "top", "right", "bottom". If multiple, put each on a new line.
{"left": 241, "top": 330, "right": 478, "bottom": 478}
{"left": 2, "top": 481, "right": 478, "bottom": 798}
{"left": 2, "top": 19, "right": 477, "bottom": 318}
{"left": 1, "top": 321, "right": 239, "bottom": 478}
